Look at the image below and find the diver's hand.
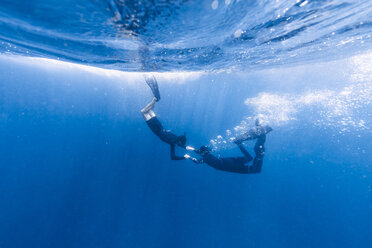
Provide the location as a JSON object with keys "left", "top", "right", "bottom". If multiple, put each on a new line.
{"left": 186, "top": 146, "right": 195, "bottom": 151}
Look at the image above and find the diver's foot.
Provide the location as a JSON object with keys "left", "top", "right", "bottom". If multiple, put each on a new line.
{"left": 141, "top": 107, "right": 149, "bottom": 114}
{"left": 141, "top": 97, "right": 157, "bottom": 113}
{"left": 145, "top": 76, "right": 161, "bottom": 101}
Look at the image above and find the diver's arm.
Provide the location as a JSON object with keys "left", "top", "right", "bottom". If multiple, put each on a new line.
{"left": 237, "top": 144, "right": 253, "bottom": 162}
{"left": 170, "top": 144, "right": 186, "bottom": 160}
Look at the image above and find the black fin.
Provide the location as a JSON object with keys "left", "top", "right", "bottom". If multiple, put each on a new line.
{"left": 145, "top": 76, "right": 161, "bottom": 101}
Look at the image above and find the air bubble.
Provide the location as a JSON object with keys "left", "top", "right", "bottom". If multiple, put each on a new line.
{"left": 234, "top": 29, "right": 243, "bottom": 38}
{"left": 211, "top": 0, "right": 219, "bottom": 10}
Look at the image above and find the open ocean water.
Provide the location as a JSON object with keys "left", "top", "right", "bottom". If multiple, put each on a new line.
{"left": 0, "top": 0, "right": 371, "bottom": 247}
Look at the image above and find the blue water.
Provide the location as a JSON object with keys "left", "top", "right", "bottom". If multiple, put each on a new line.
{"left": 0, "top": 1, "right": 372, "bottom": 248}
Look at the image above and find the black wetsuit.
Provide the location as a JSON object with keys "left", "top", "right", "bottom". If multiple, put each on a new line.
{"left": 195, "top": 145, "right": 256, "bottom": 174}
{"left": 146, "top": 117, "right": 185, "bottom": 160}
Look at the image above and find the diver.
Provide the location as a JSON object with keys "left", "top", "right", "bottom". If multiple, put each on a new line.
{"left": 184, "top": 119, "right": 272, "bottom": 173}
{"left": 184, "top": 143, "right": 255, "bottom": 174}
{"left": 141, "top": 75, "right": 187, "bottom": 160}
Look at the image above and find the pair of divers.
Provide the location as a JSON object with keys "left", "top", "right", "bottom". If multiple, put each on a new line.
{"left": 141, "top": 76, "right": 272, "bottom": 174}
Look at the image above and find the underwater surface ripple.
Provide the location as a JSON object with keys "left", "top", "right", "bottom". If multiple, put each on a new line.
{"left": 0, "top": 0, "right": 372, "bottom": 71}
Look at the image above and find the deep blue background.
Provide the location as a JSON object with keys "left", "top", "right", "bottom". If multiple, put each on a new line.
{"left": 0, "top": 56, "right": 371, "bottom": 248}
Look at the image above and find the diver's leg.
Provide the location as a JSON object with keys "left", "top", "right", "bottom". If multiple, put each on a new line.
{"left": 141, "top": 97, "right": 157, "bottom": 114}
{"left": 141, "top": 97, "right": 157, "bottom": 121}
{"left": 148, "top": 110, "right": 156, "bottom": 118}
{"left": 251, "top": 142, "right": 265, "bottom": 172}
{"left": 251, "top": 157, "right": 263, "bottom": 173}
{"left": 254, "top": 142, "right": 265, "bottom": 158}
{"left": 142, "top": 110, "right": 156, "bottom": 121}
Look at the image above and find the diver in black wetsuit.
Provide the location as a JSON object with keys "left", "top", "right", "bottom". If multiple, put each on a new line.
{"left": 141, "top": 76, "right": 187, "bottom": 160}
{"left": 184, "top": 119, "right": 272, "bottom": 174}
{"left": 185, "top": 144, "right": 254, "bottom": 174}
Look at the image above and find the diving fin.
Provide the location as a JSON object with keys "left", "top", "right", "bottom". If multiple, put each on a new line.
{"left": 145, "top": 75, "right": 161, "bottom": 101}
